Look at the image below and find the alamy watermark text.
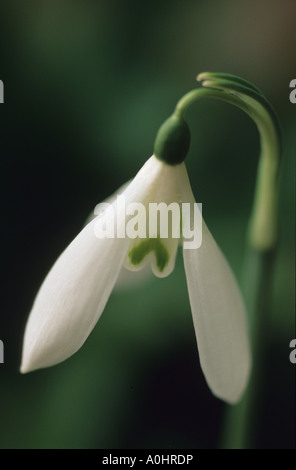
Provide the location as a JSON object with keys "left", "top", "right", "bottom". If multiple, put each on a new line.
{"left": 0, "top": 340, "right": 4, "bottom": 363}
{"left": 289, "top": 79, "right": 296, "bottom": 103}
{"left": 290, "top": 339, "right": 296, "bottom": 364}
{"left": 0, "top": 80, "right": 3, "bottom": 103}
{"left": 93, "top": 196, "right": 202, "bottom": 249}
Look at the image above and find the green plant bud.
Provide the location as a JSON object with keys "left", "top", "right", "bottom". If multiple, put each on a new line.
{"left": 154, "top": 114, "right": 190, "bottom": 165}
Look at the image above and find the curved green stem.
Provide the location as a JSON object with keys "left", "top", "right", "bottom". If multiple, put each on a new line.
{"left": 173, "top": 76, "right": 281, "bottom": 252}
{"left": 154, "top": 72, "right": 282, "bottom": 448}
{"left": 168, "top": 73, "right": 282, "bottom": 448}
{"left": 188, "top": 73, "right": 282, "bottom": 449}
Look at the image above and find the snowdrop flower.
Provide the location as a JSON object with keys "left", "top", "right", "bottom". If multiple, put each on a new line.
{"left": 20, "top": 154, "right": 250, "bottom": 403}
{"left": 20, "top": 74, "right": 256, "bottom": 405}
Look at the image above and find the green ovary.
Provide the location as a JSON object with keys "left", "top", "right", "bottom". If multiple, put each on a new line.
{"left": 128, "top": 238, "right": 170, "bottom": 272}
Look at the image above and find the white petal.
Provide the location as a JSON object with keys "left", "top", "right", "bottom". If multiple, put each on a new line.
{"left": 21, "top": 215, "right": 129, "bottom": 373}
{"left": 177, "top": 164, "right": 251, "bottom": 403}
{"left": 83, "top": 180, "right": 154, "bottom": 289}
{"left": 20, "top": 155, "right": 185, "bottom": 373}
{"left": 183, "top": 219, "right": 251, "bottom": 404}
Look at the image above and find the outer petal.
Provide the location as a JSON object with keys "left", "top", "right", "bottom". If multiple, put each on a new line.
{"left": 179, "top": 164, "right": 251, "bottom": 404}
{"left": 21, "top": 155, "right": 179, "bottom": 372}
{"left": 21, "top": 214, "right": 129, "bottom": 373}
{"left": 84, "top": 180, "right": 153, "bottom": 289}
{"left": 183, "top": 220, "right": 251, "bottom": 404}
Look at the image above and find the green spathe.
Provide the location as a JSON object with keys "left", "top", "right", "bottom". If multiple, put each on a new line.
{"left": 154, "top": 114, "right": 190, "bottom": 165}
{"left": 129, "top": 238, "right": 169, "bottom": 272}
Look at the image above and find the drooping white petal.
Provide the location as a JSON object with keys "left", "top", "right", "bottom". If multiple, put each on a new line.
{"left": 183, "top": 220, "right": 251, "bottom": 404}
{"left": 179, "top": 164, "right": 251, "bottom": 404}
{"left": 21, "top": 155, "right": 182, "bottom": 372}
{"left": 84, "top": 179, "right": 154, "bottom": 289}
{"left": 21, "top": 213, "right": 129, "bottom": 373}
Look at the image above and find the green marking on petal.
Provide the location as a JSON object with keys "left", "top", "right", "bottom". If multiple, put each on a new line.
{"left": 129, "top": 238, "right": 170, "bottom": 272}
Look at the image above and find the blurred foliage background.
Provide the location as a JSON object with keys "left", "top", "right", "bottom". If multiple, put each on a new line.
{"left": 0, "top": 0, "right": 295, "bottom": 449}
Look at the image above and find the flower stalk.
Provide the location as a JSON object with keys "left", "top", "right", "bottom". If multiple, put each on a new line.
{"left": 154, "top": 73, "right": 282, "bottom": 447}
{"left": 155, "top": 72, "right": 281, "bottom": 251}
{"left": 189, "top": 74, "right": 281, "bottom": 448}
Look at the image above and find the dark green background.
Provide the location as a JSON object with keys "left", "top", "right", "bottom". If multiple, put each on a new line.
{"left": 0, "top": 0, "right": 295, "bottom": 449}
